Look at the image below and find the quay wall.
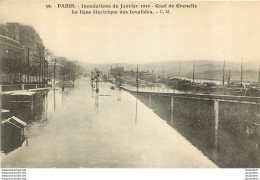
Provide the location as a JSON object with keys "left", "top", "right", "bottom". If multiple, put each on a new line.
{"left": 121, "top": 86, "right": 260, "bottom": 167}
{"left": 121, "top": 87, "right": 260, "bottom": 137}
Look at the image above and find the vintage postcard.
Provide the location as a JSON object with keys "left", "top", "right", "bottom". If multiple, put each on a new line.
{"left": 0, "top": 1, "right": 259, "bottom": 179}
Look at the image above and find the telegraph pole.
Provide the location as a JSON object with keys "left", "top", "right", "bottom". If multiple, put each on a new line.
{"left": 179, "top": 61, "right": 181, "bottom": 77}
{"left": 135, "top": 64, "right": 139, "bottom": 126}
{"left": 27, "top": 48, "right": 30, "bottom": 83}
{"left": 192, "top": 60, "right": 195, "bottom": 83}
{"left": 222, "top": 59, "right": 225, "bottom": 86}
{"left": 163, "top": 65, "right": 165, "bottom": 78}
{"left": 43, "top": 57, "right": 45, "bottom": 83}
{"left": 61, "top": 64, "right": 64, "bottom": 91}
{"left": 53, "top": 58, "right": 56, "bottom": 86}
{"left": 39, "top": 49, "right": 42, "bottom": 83}
{"left": 241, "top": 60, "right": 243, "bottom": 87}
{"left": 47, "top": 61, "right": 49, "bottom": 85}
{"left": 96, "top": 69, "right": 100, "bottom": 93}
{"left": 78, "top": 64, "right": 80, "bottom": 79}
{"left": 137, "top": 64, "right": 139, "bottom": 91}
{"left": 258, "top": 65, "right": 260, "bottom": 85}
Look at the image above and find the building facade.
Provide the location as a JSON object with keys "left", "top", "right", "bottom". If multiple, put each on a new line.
{"left": 0, "top": 23, "right": 47, "bottom": 85}
{"left": 0, "top": 34, "right": 24, "bottom": 84}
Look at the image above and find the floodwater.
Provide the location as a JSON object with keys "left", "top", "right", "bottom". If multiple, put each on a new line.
{"left": 136, "top": 89, "right": 260, "bottom": 168}
{"left": 1, "top": 77, "right": 216, "bottom": 168}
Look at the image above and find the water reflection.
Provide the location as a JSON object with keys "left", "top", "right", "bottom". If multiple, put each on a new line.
{"left": 2, "top": 78, "right": 258, "bottom": 168}
{"left": 1, "top": 84, "right": 72, "bottom": 154}
{"left": 117, "top": 89, "right": 121, "bottom": 101}
{"left": 95, "top": 92, "right": 99, "bottom": 108}
{"left": 54, "top": 89, "right": 56, "bottom": 111}
{"left": 1, "top": 136, "right": 27, "bottom": 154}
{"left": 91, "top": 88, "right": 94, "bottom": 98}
{"left": 1, "top": 92, "right": 49, "bottom": 154}
{"left": 2, "top": 78, "right": 217, "bottom": 168}
{"left": 135, "top": 93, "right": 138, "bottom": 126}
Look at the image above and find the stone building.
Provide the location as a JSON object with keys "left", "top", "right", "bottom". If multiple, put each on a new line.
{"left": 0, "top": 23, "right": 47, "bottom": 84}
{"left": 0, "top": 28, "right": 23, "bottom": 84}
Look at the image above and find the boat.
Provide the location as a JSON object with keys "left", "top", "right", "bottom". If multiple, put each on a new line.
{"left": 166, "top": 77, "right": 192, "bottom": 91}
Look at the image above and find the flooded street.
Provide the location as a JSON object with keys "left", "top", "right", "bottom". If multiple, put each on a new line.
{"left": 1, "top": 78, "right": 216, "bottom": 168}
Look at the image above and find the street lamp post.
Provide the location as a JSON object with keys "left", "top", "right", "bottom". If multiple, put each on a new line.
{"left": 43, "top": 58, "right": 45, "bottom": 84}
{"left": 96, "top": 69, "right": 100, "bottom": 93}
{"left": 47, "top": 61, "right": 49, "bottom": 86}
{"left": 27, "top": 48, "right": 30, "bottom": 84}
{"left": 61, "top": 65, "right": 65, "bottom": 91}
{"left": 78, "top": 64, "right": 80, "bottom": 79}
{"left": 53, "top": 58, "right": 56, "bottom": 87}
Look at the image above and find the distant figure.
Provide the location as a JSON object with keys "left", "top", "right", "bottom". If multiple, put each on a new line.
{"left": 73, "top": 76, "right": 75, "bottom": 84}
{"left": 62, "top": 82, "right": 65, "bottom": 91}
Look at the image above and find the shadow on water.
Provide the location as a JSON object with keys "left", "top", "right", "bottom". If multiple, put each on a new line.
{"left": 136, "top": 93, "right": 260, "bottom": 168}
{"left": 135, "top": 92, "right": 138, "bottom": 127}
{"left": 95, "top": 91, "right": 99, "bottom": 109}
{"left": 1, "top": 82, "right": 75, "bottom": 154}
{"left": 1, "top": 135, "right": 28, "bottom": 154}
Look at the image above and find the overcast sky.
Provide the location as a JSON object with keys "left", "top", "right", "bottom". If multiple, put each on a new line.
{"left": 1, "top": 1, "right": 260, "bottom": 64}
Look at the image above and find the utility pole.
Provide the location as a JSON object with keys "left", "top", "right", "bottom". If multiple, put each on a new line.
{"left": 61, "top": 63, "right": 64, "bottom": 82}
{"left": 96, "top": 69, "right": 100, "bottom": 93}
{"left": 241, "top": 60, "right": 243, "bottom": 87}
{"left": 227, "top": 70, "right": 231, "bottom": 85}
{"left": 54, "top": 58, "right": 56, "bottom": 86}
{"left": 78, "top": 64, "right": 80, "bottom": 79}
{"left": 135, "top": 64, "right": 139, "bottom": 126}
{"left": 137, "top": 64, "right": 139, "bottom": 92}
{"left": 61, "top": 64, "right": 64, "bottom": 91}
{"left": 222, "top": 59, "right": 225, "bottom": 86}
{"left": 47, "top": 61, "right": 49, "bottom": 85}
{"left": 91, "top": 71, "right": 94, "bottom": 87}
{"left": 163, "top": 65, "right": 164, "bottom": 78}
{"left": 42, "top": 57, "right": 45, "bottom": 84}
{"left": 179, "top": 61, "right": 181, "bottom": 77}
{"left": 258, "top": 65, "right": 260, "bottom": 84}
{"left": 27, "top": 48, "right": 30, "bottom": 83}
{"left": 38, "top": 48, "right": 41, "bottom": 83}
{"left": 192, "top": 60, "right": 195, "bottom": 83}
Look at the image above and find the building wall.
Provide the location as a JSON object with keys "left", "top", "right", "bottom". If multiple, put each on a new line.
{"left": 0, "top": 35, "right": 23, "bottom": 84}
{"left": 0, "top": 23, "right": 47, "bottom": 84}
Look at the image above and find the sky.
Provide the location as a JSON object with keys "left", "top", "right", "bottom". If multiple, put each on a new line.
{"left": 0, "top": 1, "right": 260, "bottom": 64}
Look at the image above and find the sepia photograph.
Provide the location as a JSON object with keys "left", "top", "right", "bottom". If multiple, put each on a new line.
{"left": 0, "top": 0, "right": 260, "bottom": 175}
